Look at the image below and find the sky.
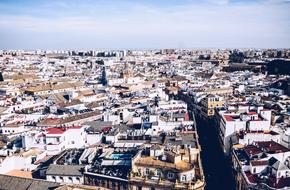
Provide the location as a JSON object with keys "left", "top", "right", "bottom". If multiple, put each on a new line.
{"left": 0, "top": 0, "right": 289, "bottom": 50}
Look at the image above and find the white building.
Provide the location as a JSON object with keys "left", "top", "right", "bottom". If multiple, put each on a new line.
{"left": 45, "top": 126, "right": 86, "bottom": 155}
{"left": 46, "top": 164, "right": 84, "bottom": 184}
{"left": 219, "top": 108, "right": 272, "bottom": 154}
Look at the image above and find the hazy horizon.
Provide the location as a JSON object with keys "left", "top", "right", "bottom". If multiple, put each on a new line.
{"left": 1, "top": 0, "right": 290, "bottom": 49}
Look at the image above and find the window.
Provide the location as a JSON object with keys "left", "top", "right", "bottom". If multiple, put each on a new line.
{"left": 52, "top": 176, "right": 56, "bottom": 182}
{"left": 253, "top": 168, "right": 256, "bottom": 174}
{"left": 68, "top": 177, "right": 73, "bottom": 182}
{"left": 167, "top": 172, "right": 174, "bottom": 179}
{"left": 59, "top": 176, "right": 64, "bottom": 182}
{"left": 31, "top": 156, "right": 36, "bottom": 164}
{"left": 156, "top": 170, "right": 161, "bottom": 177}
{"left": 76, "top": 177, "right": 80, "bottom": 182}
{"left": 145, "top": 168, "right": 150, "bottom": 175}
{"left": 181, "top": 175, "right": 186, "bottom": 181}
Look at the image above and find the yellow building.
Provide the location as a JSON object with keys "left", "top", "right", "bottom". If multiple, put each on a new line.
{"left": 200, "top": 95, "right": 225, "bottom": 116}
{"left": 130, "top": 133, "right": 205, "bottom": 190}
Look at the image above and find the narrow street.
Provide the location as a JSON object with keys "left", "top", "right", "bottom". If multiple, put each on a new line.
{"left": 195, "top": 116, "right": 236, "bottom": 190}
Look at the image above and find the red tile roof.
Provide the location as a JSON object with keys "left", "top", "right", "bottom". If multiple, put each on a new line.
{"left": 224, "top": 115, "right": 235, "bottom": 121}
{"left": 245, "top": 171, "right": 290, "bottom": 189}
{"left": 250, "top": 160, "right": 268, "bottom": 166}
{"left": 244, "top": 145, "right": 263, "bottom": 156}
{"left": 255, "top": 141, "right": 290, "bottom": 153}
{"left": 46, "top": 126, "right": 82, "bottom": 135}
{"left": 245, "top": 171, "right": 259, "bottom": 183}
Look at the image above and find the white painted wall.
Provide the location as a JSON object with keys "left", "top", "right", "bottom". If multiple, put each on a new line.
{"left": 47, "top": 175, "right": 83, "bottom": 184}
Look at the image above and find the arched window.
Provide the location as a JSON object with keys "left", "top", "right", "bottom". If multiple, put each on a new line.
{"left": 145, "top": 168, "right": 150, "bottom": 175}
{"left": 167, "top": 172, "right": 174, "bottom": 179}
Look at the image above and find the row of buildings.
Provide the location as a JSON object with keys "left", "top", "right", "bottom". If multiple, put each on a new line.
{"left": 0, "top": 48, "right": 289, "bottom": 189}
{"left": 177, "top": 56, "right": 290, "bottom": 189}
{"left": 0, "top": 49, "right": 208, "bottom": 190}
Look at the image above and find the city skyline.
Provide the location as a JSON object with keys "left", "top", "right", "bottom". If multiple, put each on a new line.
{"left": 0, "top": 0, "right": 290, "bottom": 50}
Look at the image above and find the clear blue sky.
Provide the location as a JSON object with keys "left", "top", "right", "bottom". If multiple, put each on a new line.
{"left": 0, "top": 0, "right": 289, "bottom": 50}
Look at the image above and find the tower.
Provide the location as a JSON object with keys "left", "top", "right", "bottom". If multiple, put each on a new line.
{"left": 0, "top": 72, "right": 3, "bottom": 82}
